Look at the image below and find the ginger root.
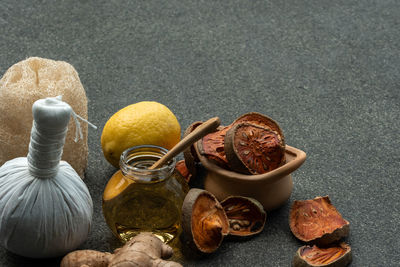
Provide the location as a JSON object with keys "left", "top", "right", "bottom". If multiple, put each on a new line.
{"left": 61, "top": 232, "right": 182, "bottom": 267}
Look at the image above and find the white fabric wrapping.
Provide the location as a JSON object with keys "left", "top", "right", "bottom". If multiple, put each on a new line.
{"left": 27, "top": 122, "right": 67, "bottom": 178}
{"left": 0, "top": 96, "right": 93, "bottom": 258}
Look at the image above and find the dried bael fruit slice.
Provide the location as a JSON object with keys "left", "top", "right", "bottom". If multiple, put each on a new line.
{"left": 221, "top": 196, "right": 266, "bottom": 237}
{"left": 290, "top": 196, "right": 350, "bottom": 245}
{"left": 198, "top": 125, "right": 232, "bottom": 169}
{"left": 224, "top": 123, "right": 285, "bottom": 174}
{"left": 198, "top": 113, "right": 285, "bottom": 173}
{"left": 233, "top": 112, "right": 285, "bottom": 145}
{"left": 182, "top": 188, "right": 230, "bottom": 253}
{"left": 183, "top": 121, "right": 203, "bottom": 171}
{"left": 293, "top": 243, "right": 352, "bottom": 267}
{"left": 175, "top": 160, "right": 192, "bottom": 183}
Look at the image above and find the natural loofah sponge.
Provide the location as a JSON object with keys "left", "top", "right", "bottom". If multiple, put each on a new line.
{"left": 0, "top": 57, "right": 88, "bottom": 177}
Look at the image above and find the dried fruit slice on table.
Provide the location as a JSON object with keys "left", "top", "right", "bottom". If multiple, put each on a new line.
{"left": 197, "top": 125, "right": 232, "bottom": 169}
{"left": 293, "top": 243, "right": 352, "bottom": 267}
{"left": 182, "top": 189, "right": 229, "bottom": 253}
{"left": 221, "top": 196, "right": 266, "bottom": 237}
{"left": 289, "top": 196, "right": 350, "bottom": 245}
{"left": 224, "top": 123, "right": 285, "bottom": 174}
{"left": 233, "top": 112, "right": 285, "bottom": 146}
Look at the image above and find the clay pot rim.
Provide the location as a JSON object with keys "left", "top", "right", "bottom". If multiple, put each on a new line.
{"left": 196, "top": 143, "right": 306, "bottom": 185}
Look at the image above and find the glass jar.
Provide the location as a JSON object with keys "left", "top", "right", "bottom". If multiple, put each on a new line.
{"left": 102, "top": 145, "right": 188, "bottom": 244}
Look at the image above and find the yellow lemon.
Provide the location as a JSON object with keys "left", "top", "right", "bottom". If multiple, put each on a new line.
{"left": 101, "top": 101, "right": 181, "bottom": 168}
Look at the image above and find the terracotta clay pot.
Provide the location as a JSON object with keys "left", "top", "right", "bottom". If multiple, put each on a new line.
{"left": 195, "top": 144, "right": 306, "bottom": 211}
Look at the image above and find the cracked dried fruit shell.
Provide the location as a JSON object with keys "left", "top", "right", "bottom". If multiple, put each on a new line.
{"left": 182, "top": 189, "right": 229, "bottom": 253}
{"left": 290, "top": 196, "right": 350, "bottom": 246}
{"left": 198, "top": 112, "right": 285, "bottom": 173}
{"left": 233, "top": 112, "right": 285, "bottom": 146}
{"left": 176, "top": 160, "right": 192, "bottom": 183}
{"left": 221, "top": 196, "right": 266, "bottom": 237}
{"left": 183, "top": 121, "right": 203, "bottom": 177}
{"left": 224, "top": 123, "right": 285, "bottom": 174}
{"left": 293, "top": 243, "right": 352, "bottom": 267}
{"left": 198, "top": 125, "right": 232, "bottom": 169}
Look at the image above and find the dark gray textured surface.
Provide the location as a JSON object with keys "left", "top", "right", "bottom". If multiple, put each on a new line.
{"left": 0, "top": 0, "right": 399, "bottom": 266}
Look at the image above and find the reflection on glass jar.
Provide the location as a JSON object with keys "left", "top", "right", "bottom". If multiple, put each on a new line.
{"left": 102, "top": 145, "right": 188, "bottom": 244}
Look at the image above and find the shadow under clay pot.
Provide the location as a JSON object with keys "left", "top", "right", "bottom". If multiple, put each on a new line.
{"left": 195, "top": 143, "right": 306, "bottom": 211}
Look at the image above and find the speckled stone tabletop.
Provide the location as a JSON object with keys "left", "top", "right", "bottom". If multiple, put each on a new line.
{"left": 0, "top": 0, "right": 399, "bottom": 266}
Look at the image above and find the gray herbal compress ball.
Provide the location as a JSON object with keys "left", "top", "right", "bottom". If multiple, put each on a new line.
{"left": 0, "top": 97, "right": 93, "bottom": 258}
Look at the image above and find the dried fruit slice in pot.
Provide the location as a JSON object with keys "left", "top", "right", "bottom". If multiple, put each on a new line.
{"left": 293, "top": 243, "right": 352, "bottom": 267}
{"left": 183, "top": 121, "right": 203, "bottom": 163}
{"left": 221, "top": 196, "right": 266, "bottom": 237}
{"left": 224, "top": 123, "right": 285, "bottom": 174}
{"left": 233, "top": 112, "right": 285, "bottom": 145}
{"left": 176, "top": 160, "right": 192, "bottom": 183}
{"left": 197, "top": 125, "right": 232, "bottom": 169}
{"left": 289, "top": 196, "right": 350, "bottom": 245}
{"left": 183, "top": 121, "right": 203, "bottom": 177}
{"left": 182, "top": 189, "right": 229, "bottom": 253}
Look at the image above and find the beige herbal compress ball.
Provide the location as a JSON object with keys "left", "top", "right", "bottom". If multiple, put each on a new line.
{"left": 0, "top": 57, "right": 88, "bottom": 177}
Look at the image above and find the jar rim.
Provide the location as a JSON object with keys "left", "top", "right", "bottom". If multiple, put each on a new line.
{"left": 119, "top": 145, "right": 176, "bottom": 181}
